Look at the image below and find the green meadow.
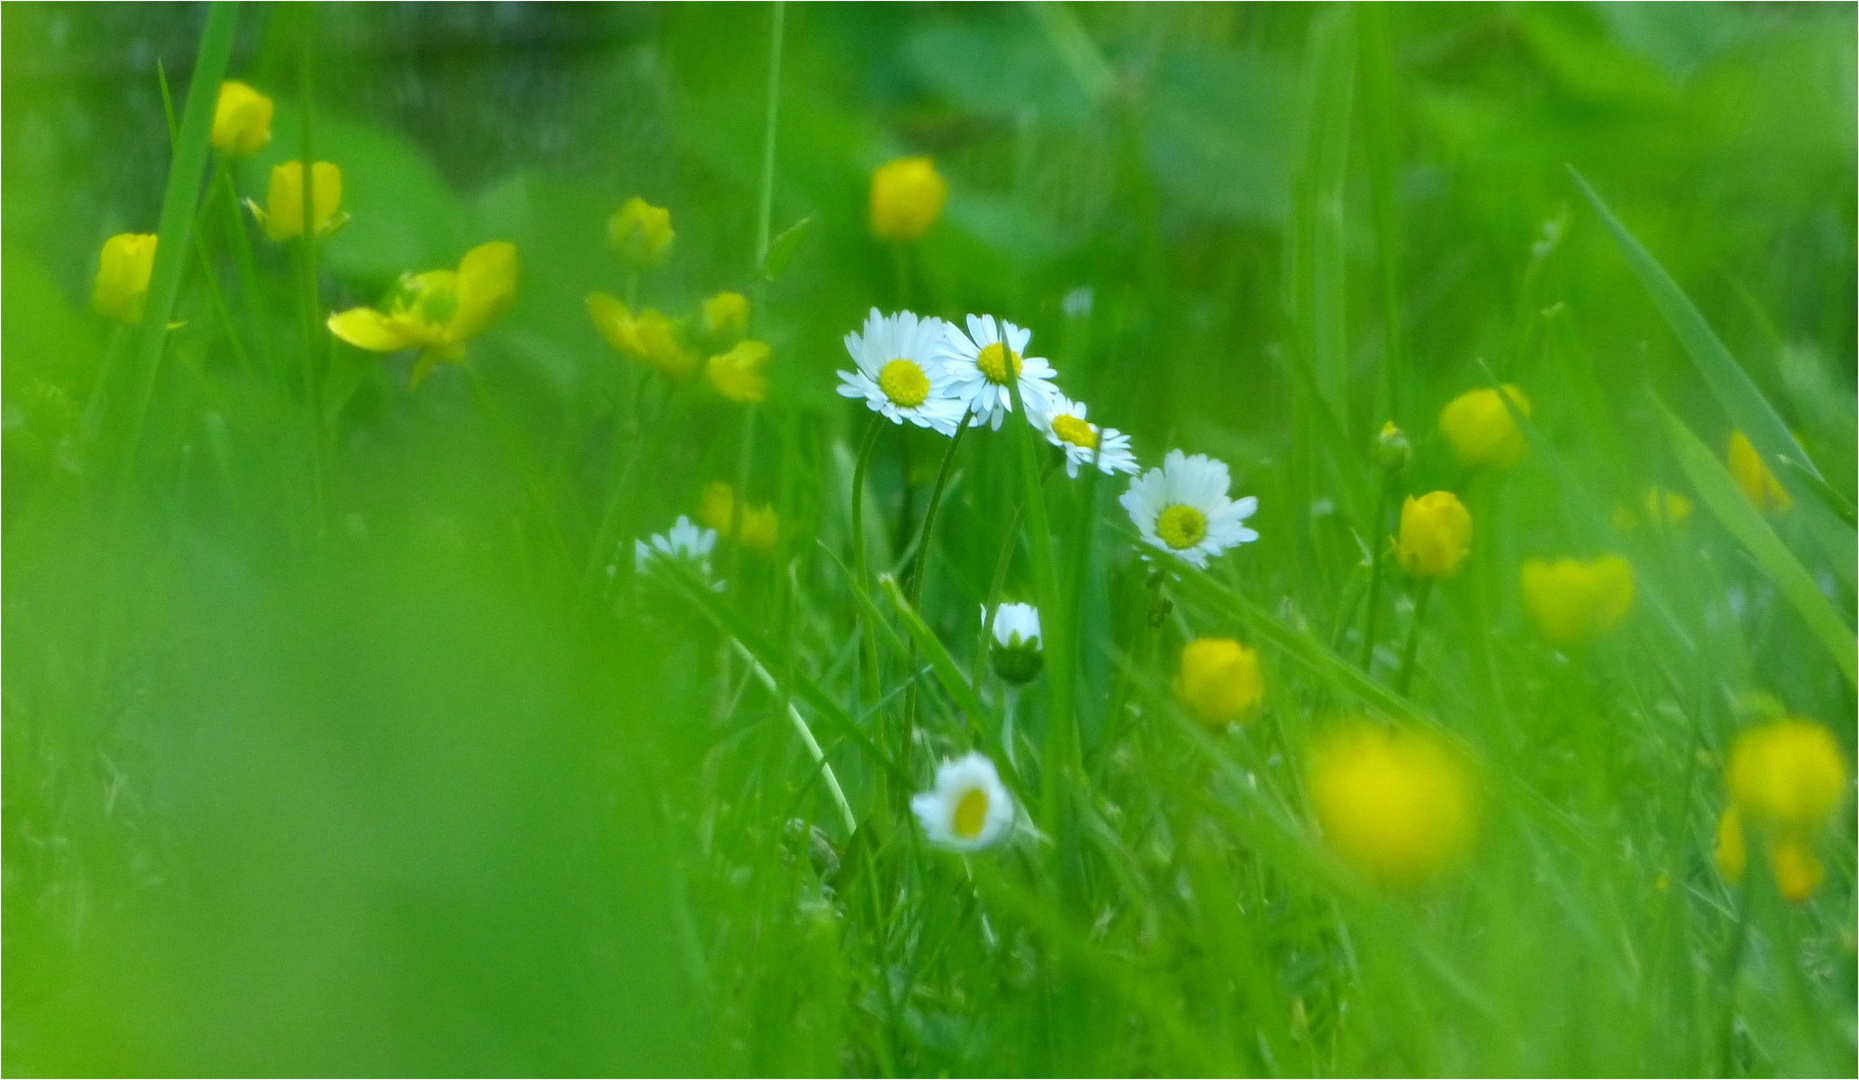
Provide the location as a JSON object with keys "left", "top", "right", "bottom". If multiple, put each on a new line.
{"left": 4, "top": 3, "right": 1855, "bottom": 1075}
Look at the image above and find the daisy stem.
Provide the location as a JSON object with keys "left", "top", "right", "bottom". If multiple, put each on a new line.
{"left": 849, "top": 415, "right": 885, "bottom": 708}
{"left": 1395, "top": 578, "right": 1433, "bottom": 695}
{"left": 1358, "top": 474, "right": 1396, "bottom": 670}
{"left": 730, "top": 640, "right": 856, "bottom": 836}
{"left": 295, "top": 11, "right": 330, "bottom": 530}
{"left": 900, "top": 410, "right": 973, "bottom": 768}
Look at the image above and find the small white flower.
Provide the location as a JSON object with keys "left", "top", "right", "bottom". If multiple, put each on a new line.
{"left": 1119, "top": 449, "right": 1259, "bottom": 569}
{"left": 836, "top": 308, "right": 964, "bottom": 434}
{"left": 938, "top": 314, "right": 1060, "bottom": 431}
{"left": 984, "top": 602, "right": 1042, "bottom": 651}
{"left": 634, "top": 515, "right": 719, "bottom": 577}
{"left": 1062, "top": 286, "right": 1094, "bottom": 320}
{"left": 911, "top": 752, "right": 1015, "bottom": 852}
{"left": 1034, "top": 393, "right": 1138, "bottom": 478}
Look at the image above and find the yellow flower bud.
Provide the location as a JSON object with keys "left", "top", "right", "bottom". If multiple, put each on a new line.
{"left": 698, "top": 481, "right": 779, "bottom": 556}
{"left": 608, "top": 197, "right": 674, "bottom": 271}
{"left": 587, "top": 294, "right": 700, "bottom": 381}
{"left": 1519, "top": 555, "right": 1634, "bottom": 648}
{"left": 700, "top": 291, "right": 751, "bottom": 349}
{"left": 1727, "top": 719, "right": 1846, "bottom": 834}
{"left": 211, "top": 80, "right": 273, "bottom": 157}
{"left": 92, "top": 233, "right": 158, "bottom": 325}
{"left": 1613, "top": 487, "right": 1693, "bottom": 532}
{"left": 1439, "top": 384, "right": 1532, "bottom": 470}
{"left": 1394, "top": 491, "right": 1472, "bottom": 580}
{"left": 1715, "top": 806, "right": 1826, "bottom": 902}
{"left": 1175, "top": 638, "right": 1264, "bottom": 727}
{"left": 1373, "top": 420, "right": 1412, "bottom": 472}
{"left": 706, "top": 340, "right": 770, "bottom": 404}
{"left": 1727, "top": 430, "right": 1792, "bottom": 514}
{"left": 1310, "top": 724, "right": 1475, "bottom": 887}
{"left": 262, "top": 161, "right": 344, "bottom": 242}
{"left": 869, "top": 156, "right": 947, "bottom": 243}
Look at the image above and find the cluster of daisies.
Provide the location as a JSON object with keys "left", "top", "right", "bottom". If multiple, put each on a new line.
{"left": 635, "top": 308, "right": 1264, "bottom": 854}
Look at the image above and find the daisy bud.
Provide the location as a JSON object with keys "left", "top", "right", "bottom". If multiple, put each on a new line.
{"left": 706, "top": 340, "right": 771, "bottom": 405}
{"left": 1726, "top": 430, "right": 1792, "bottom": 514}
{"left": 699, "top": 290, "right": 751, "bottom": 350}
{"left": 869, "top": 156, "right": 947, "bottom": 243}
{"left": 1394, "top": 491, "right": 1472, "bottom": 580}
{"left": 1373, "top": 420, "right": 1412, "bottom": 473}
{"left": 92, "top": 233, "right": 158, "bottom": 325}
{"left": 984, "top": 603, "right": 1043, "bottom": 685}
{"left": 1309, "top": 723, "right": 1475, "bottom": 887}
{"left": 1438, "top": 384, "right": 1531, "bottom": 470}
{"left": 211, "top": 80, "right": 273, "bottom": 157}
{"left": 1519, "top": 555, "right": 1634, "bottom": 648}
{"left": 261, "top": 161, "right": 344, "bottom": 242}
{"left": 607, "top": 197, "right": 674, "bottom": 271}
{"left": 1175, "top": 638, "right": 1264, "bottom": 727}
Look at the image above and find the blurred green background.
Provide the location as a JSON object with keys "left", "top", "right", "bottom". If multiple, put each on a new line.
{"left": 4, "top": 3, "right": 1854, "bottom": 1075}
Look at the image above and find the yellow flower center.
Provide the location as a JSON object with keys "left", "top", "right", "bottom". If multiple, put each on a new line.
{"left": 1051, "top": 414, "right": 1098, "bottom": 450}
{"left": 953, "top": 786, "right": 990, "bottom": 840}
{"left": 1157, "top": 505, "right": 1207, "bottom": 550}
{"left": 976, "top": 342, "right": 1022, "bottom": 385}
{"left": 879, "top": 358, "right": 931, "bottom": 407}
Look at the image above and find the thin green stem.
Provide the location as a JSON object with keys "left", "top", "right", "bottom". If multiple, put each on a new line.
{"left": 1395, "top": 578, "right": 1433, "bottom": 695}
{"left": 900, "top": 411, "right": 973, "bottom": 770}
{"left": 296, "top": 11, "right": 329, "bottom": 529}
{"left": 849, "top": 416, "right": 886, "bottom": 708}
{"left": 1358, "top": 475, "right": 1395, "bottom": 670}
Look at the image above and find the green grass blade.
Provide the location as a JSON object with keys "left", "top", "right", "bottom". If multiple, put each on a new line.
{"left": 1654, "top": 398, "right": 1856, "bottom": 686}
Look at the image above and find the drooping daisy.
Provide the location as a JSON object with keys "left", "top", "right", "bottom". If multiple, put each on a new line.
{"left": 634, "top": 515, "right": 718, "bottom": 577}
{"left": 1120, "top": 450, "right": 1259, "bottom": 569}
{"left": 939, "top": 314, "right": 1060, "bottom": 430}
{"left": 983, "top": 602, "right": 1043, "bottom": 684}
{"left": 912, "top": 752, "right": 1015, "bottom": 852}
{"left": 1034, "top": 393, "right": 1138, "bottom": 478}
{"left": 836, "top": 308, "right": 963, "bottom": 434}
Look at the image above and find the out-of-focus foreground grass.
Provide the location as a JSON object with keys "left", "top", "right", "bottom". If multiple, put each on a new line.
{"left": 3, "top": 3, "right": 1855, "bottom": 1075}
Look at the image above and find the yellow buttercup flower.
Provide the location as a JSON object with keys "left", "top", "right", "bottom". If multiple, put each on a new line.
{"left": 1726, "top": 718, "right": 1845, "bottom": 834}
{"left": 92, "top": 233, "right": 158, "bottom": 325}
{"left": 1612, "top": 487, "right": 1693, "bottom": 531}
{"left": 1394, "top": 491, "right": 1472, "bottom": 579}
{"left": 587, "top": 293, "right": 699, "bottom": 381}
{"left": 1727, "top": 430, "right": 1792, "bottom": 514}
{"left": 1519, "top": 555, "right": 1634, "bottom": 648}
{"left": 1309, "top": 724, "right": 1475, "bottom": 887}
{"left": 253, "top": 161, "right": 346, "bottom": 242}
{"left": 697, "top": 482, "right": 779, "bottom": 555}
{"left": 608, "top": 197, "right": 674, "bottom": 271}
{"left": 327, "top": 241, "right": 518, "bottom": 386}
{"left": 211, "top": 80, "right": 273, "bottom": 157}
{"left": 706, "top": 340, "right": 770, "bottom": 404}
{"left": 699, "top": 291, "right": 751, "bottom": 349}
{"left": 869, "top": 156, "right": 946, "bottom": 243}
{"left": 1175, "top": 638, "right": 1265, "bottom": 727}
{"left": 1716, "top": 807, "right": 1826, "bottom": 902}
{"left": 1439, "top": 384, "right": 1532, "bottom": 470}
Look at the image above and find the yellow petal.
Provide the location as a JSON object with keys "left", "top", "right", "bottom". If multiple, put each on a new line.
{"left": 327, "top": 307, "right": 419, "bottom": 353}
{"left": 264, "top": 161, "right": 344, "bottom": 242}
{"left": 587, "top": 292, "right": 641, "bottom": 356}
{"left": 449, "top": 241, "right": 518, "bottom": 342}
{"left": 92, "top": 233, "right": 158, "bottom": 325}
{"left": 212, "top": 81, "right": 273, "bottom": 157}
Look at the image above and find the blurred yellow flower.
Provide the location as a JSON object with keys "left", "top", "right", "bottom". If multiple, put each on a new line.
{"left": 706, "top": 340, "right": 770, "bottom": 405}
{"left": 1520, "top": 555, "right": 1634, "bottom": 648}
{"left": 698, "top": 481, "right": 779, "bottom": 555}
{"left": 327, "top": 241, "right": 518, "bottom": 386}
{"left": 1310, "top": 724, "right": 1475, "bottom": 886}
{"left": 1612, "top": 487, "right": 1693, "bottom": 531}
{"left": 1715, "top": 806, "right": 1826, "bottom": 902}
{"left": 1439, "top": 384, "right": 1531, "bottom": 470}
{"left": 700, "top": 291, "right": 751, "bottom": 349}
{"left": 211, "top": 80, "right": 272, "bottom": 156}
{"left": 1394, "top": 491, "right": 1472, "bottom": 579}
{"left": 608, "top": 197, "right": 674, "bottom": 271}
{"left": 1175, "top": 638, "right": 1264, "bottom": 727}
{"left": 1727, "top": 718, "right": 1845, "bottom": 833}
{"left": 92, "top": 232, "right": 158, "bottom": 325}
{"left": 870, "top": 156, "right": 946, "bottom": 243}
{"left": 253, "top": 161, "right": 345, "bottom": 242}
{"left": 587, "top": 294, "right": 699, "bottom": 381}
{"left": 1726, "top": 430, "right": 1792, "bottom": 514}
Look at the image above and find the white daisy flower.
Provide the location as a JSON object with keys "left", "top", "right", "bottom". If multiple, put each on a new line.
{"left": 938, "top": 314, "right": 1060, "bottom": 431}
{"left": 911, "top": 752, "right": 1015, "bottom": 852}
{"left": 836, "top": 308, "right": 964, "bottom": 435}
{"left": 634, "top": 515, "right": 719, "bottom": 577}
{"left": 1119, "top": 449, "right": 1259, "bottom": 569}
{"left": 1034, "top": 393, "right": 1138, "bottom": 478}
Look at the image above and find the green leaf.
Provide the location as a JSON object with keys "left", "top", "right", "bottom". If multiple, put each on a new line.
{"left": 1654, "top": 398, "right": 1856, "bottom": 687}
{"left": 760, "top": 214, "right": 814, "bottom": 281}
